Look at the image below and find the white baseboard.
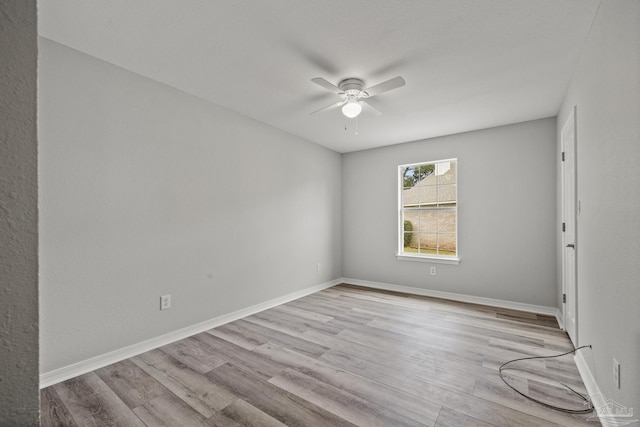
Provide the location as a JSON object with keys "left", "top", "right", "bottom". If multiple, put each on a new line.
{"left": 342, "top": 278, "right": 559, "bottom": 318}
{"left": 555, "top": 308, "right": 564, "bottom": 330}
{"left": 574, "top": 351, "right": 612, "bottom": 426}
{"left": 39, "top": 278, "right": 341, "bottom": 389}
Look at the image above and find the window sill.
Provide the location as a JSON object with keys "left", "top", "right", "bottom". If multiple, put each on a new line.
{"left": 396, "top": 254, "right": 461, "bottom": 265}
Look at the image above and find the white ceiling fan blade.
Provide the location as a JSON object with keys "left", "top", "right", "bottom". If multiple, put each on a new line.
{"left": 362, "top": 99, "right": 383, "bottom": 116}
{"left": 363, "top": 76, "right": 405, "bottom": 97}
{"left": 310, "top": 100, "right": 345, "bottom": 115}
{"left": 311, "top": 77, "right": 343, "bottom": 94}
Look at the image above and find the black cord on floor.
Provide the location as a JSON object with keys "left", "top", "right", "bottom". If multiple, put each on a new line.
{"left": 498, "top": 345, "right": 594, "bottom": 414}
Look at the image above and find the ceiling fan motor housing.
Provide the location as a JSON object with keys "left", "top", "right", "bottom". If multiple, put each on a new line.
{"left": 339, "top": 78, "right": 367, "bottom": 97}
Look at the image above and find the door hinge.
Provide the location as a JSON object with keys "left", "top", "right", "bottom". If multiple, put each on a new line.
{"left": 562, "top": 222, "right": 566, "bottom": 232}
{"left": 562, "top": 152, "right": 565, "bottom": 161}
{"left": 563, "top": 294, "right": 566, "bottom": 303}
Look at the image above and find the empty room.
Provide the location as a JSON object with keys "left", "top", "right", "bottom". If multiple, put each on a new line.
{"left": 1, "top": 0, "right": 639, "bottom": 426}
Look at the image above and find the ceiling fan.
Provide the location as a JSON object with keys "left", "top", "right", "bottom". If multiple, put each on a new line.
{"left": 310, "top": 76, "right": 406, "bottom": 118}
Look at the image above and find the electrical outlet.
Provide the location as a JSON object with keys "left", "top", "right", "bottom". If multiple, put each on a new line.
{"left": 430, "top": 266, "right": 436, "bottom": 276}
{"left": 160, "top": 295, "right": 171, "bottom": 311}
{"left": 317, "top": 263, "right": 321, "bottom": 272}
{"left": 613, "top": 358, "right": 620, "bottom": 389}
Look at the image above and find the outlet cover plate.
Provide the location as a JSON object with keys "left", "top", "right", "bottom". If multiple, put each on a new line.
{"left": 160, "top": 295, "right": 171, "bottom": 310}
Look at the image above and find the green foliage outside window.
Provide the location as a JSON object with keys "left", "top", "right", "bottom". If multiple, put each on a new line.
{"left": 402, "top": 164, "right": 435, "bottom": 188}
{"left": 403, "top": 220, "right": 413, "bottom": 247}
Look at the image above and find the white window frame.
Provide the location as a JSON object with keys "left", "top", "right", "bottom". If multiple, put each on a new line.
{"left": 397, "top": 158, "right": 461, "bottom": 265}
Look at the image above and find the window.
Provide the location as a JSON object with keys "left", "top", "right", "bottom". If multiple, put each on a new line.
{"left": 398, "top": 159, "right": 459, "bottom": 263}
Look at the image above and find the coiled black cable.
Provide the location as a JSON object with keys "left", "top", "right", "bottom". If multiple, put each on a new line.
{"left": 498, "top": 345, "right": 594, "bottom": 414}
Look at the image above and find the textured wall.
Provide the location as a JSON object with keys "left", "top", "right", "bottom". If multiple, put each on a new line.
{"left": 343, "top": 118, "right": 558, "bottom": 307}
{"left": 0, "top": 0, "right": 39, "bottom": 424}
{"left": 39, "top": 39, "right": 342, "bottom": 374}
{"left": 557, "top": 0, "right": 640, "bottom": 415}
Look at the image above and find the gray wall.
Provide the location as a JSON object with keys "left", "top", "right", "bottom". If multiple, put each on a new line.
{"left": 39, "top": 39, "right": 342, "bottom": 373}
{"left": 343, "top": 118, "right": 558, "bottom": 307}
{"left": 0, "top": 1, "right": 39, "bottom": 424}
{"left": 557, "top": 0, "right": 640, "bottom": 414}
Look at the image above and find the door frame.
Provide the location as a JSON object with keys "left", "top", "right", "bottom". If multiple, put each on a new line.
{"left": 561, "top": 106, "right": 578, "bottom": 345}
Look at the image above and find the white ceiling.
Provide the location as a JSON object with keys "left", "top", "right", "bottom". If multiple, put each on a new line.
{"left": 39, "top": 0, "right": 600, "bottom": 153}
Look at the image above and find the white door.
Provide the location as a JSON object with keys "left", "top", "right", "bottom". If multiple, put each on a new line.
{"left": 562, "top": 107, "right": 577, "bottom": 345}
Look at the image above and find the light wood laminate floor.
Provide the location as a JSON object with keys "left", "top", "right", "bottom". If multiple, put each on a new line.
{"left": 41, "top": 284, "right": 599, "bottom": 426}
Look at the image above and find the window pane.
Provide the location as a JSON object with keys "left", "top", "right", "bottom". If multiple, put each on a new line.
{"left": 438, "top": 210, "right": 456, "bottom": 233}
{"left": 403, "top": 186, "right": 437, "bottom": 207}
{"left": 403, "top": 212, "right": 418, "bottom": 232}
{"left": 420, "top": 186, "right": 438, "bottom": 206}
{"left": 401, "top": 166, "right": 419, "bottom": 189}
{"left": 402, "top": 187, "right": 418, "bottom": 207}
{"left": 437, "top": 184, "right": 456, "bottom": 204}
{"left": 419, "top": 210, "right": 437, "bottom": 231}
{"left": 403, "top": 232, "right": 417, "bottom": 253}
{"left": 418, "top": 233, "right": 438, "bottom": 254}
{"left": 437, "top": 161, "right": 456, "bottom": 184}
{"left": 415, "top": 164, "right": 435, "bottom": 186}
{"left": 438, "top": 233, "right": 457, "bottom": 255}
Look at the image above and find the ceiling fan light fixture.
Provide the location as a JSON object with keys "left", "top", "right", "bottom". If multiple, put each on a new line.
{"left": 342, "top": 99, "right": 362, "bottom": 118}
{"left": 310, "top": 75, "right": 404, "bottom": 119}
